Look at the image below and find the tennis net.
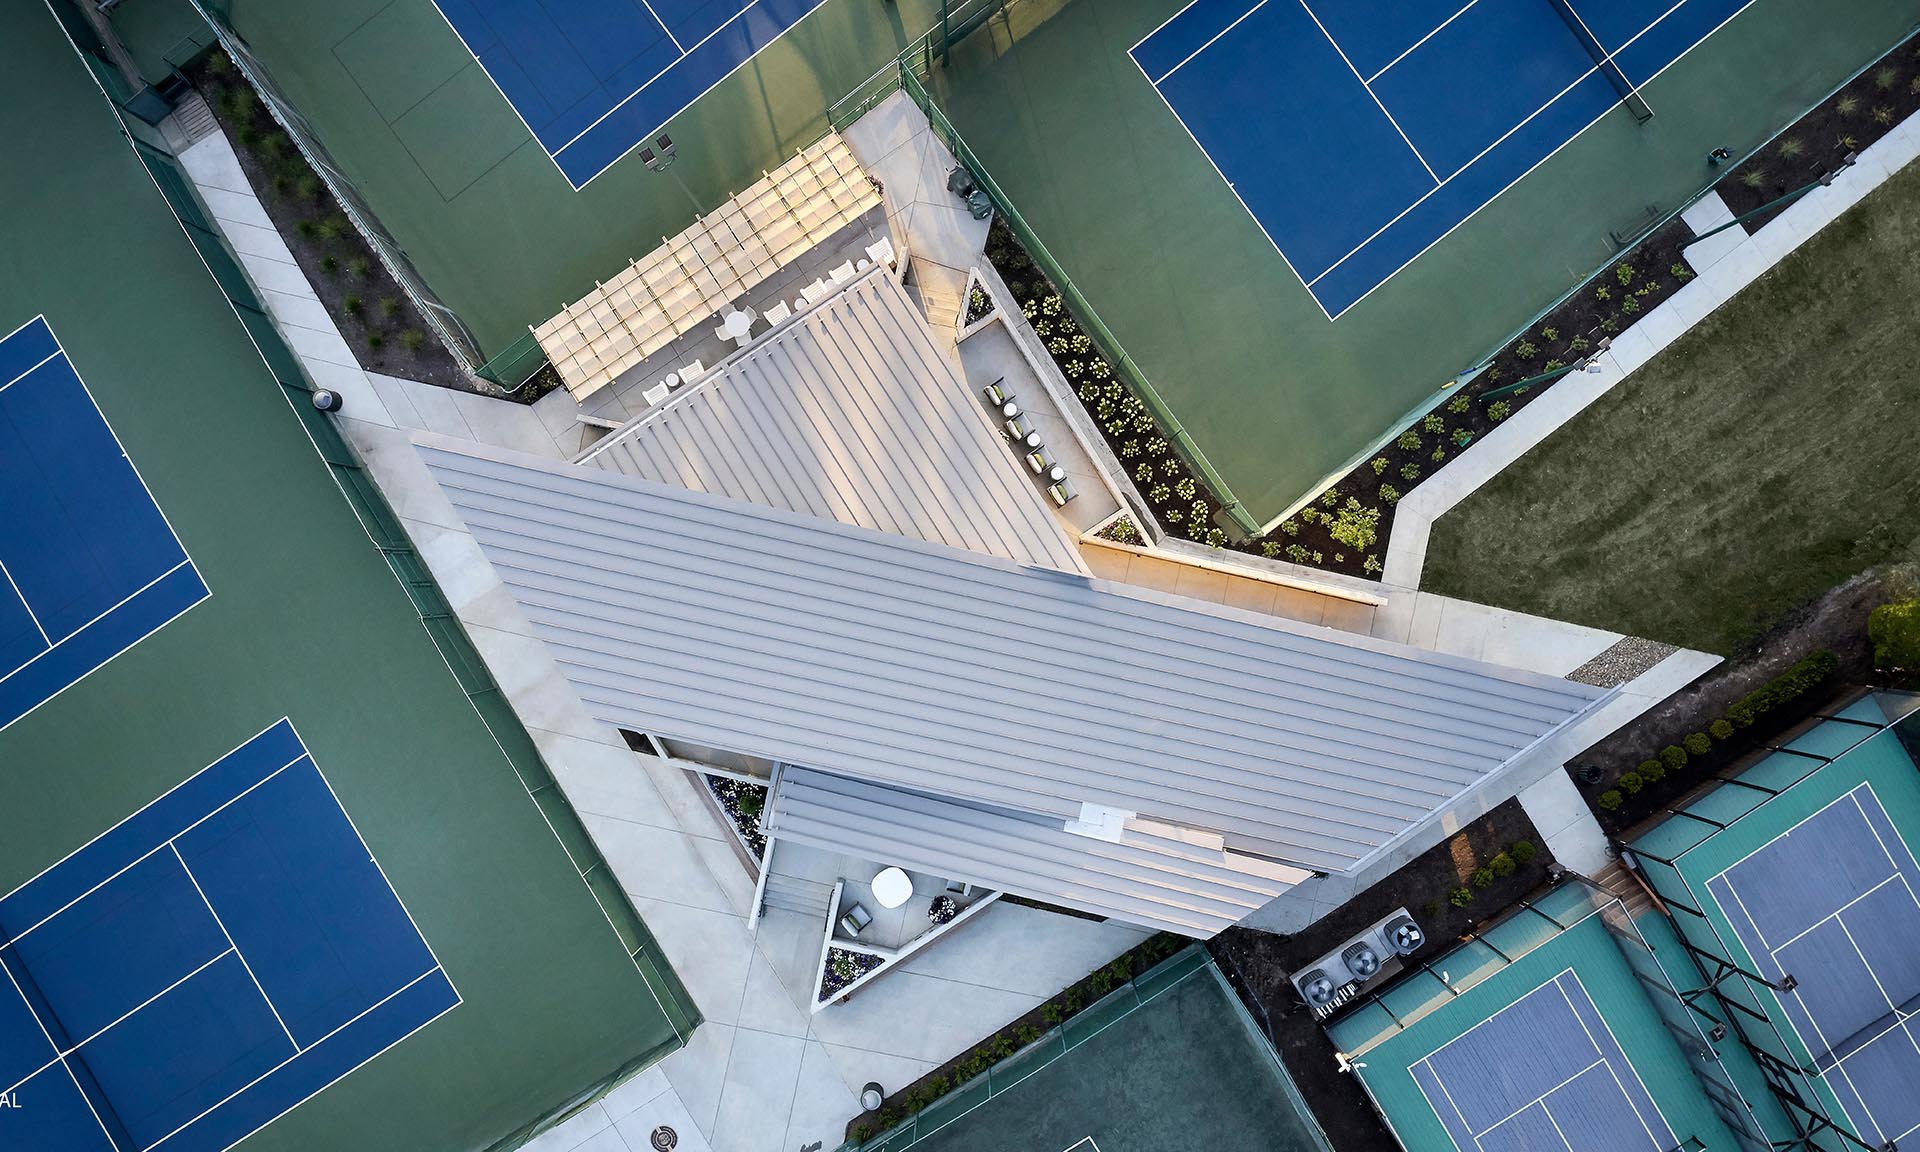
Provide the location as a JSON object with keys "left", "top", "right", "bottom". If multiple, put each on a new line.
{"left": 1543, "top": 0, "right": 1654, "bottom": 121}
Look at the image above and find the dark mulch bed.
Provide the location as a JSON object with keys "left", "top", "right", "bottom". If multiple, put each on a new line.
{"left": 1717, "top": 33, "right": 1920, "bottom": 230}
{"left": 189, "top": 53, "right": 479, "bottom": 393}
{"left": 1208, "top": 800, "right": 1553, "bottom": 1152}
{"left": 843, "top": 930, "right": 1188, "bottom": 1143}
{"left": 985, "top": 205, "right": 1692, "bottom": 582}
{"left": 1576, "top": 562, "right": 1918, "bottom": 833}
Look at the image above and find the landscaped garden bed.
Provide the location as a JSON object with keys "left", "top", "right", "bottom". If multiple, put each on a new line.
{"left": 1716, "top": 32, "right": 1920, "bottom": 230}
{"left": 189, "top": 50, "right": 474, "bottom": 392}
{"left": 702, "top": 775, "right": 768, "bottom": 858}
{"left": 843, "top": 930, "right": 1188, "bottom": 1144}
{"left": 1207, "top": 800, "right": 1552, "bottom": 1152}
{"left": 1574, "top": 564, "right": 1920, "bottom": 833}
{"left": 818, "top": 947, "right": 885, "bottom": 1002}
{"left": 984, "top": 212, "right": 1691, "bottom": 580}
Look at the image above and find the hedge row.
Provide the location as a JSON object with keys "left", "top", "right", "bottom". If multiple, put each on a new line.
{"left": 1597, "top": 649, "right": 1838, "bottom": 811}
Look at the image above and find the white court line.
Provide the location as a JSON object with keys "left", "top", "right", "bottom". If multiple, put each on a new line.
{"left": 0, "top": 316, "right": 210, "bottom": 735}
{"left": 1767, "top": 872, "right": 1903, "bottom": 955}
{"left": 1474, "top": 1059, "right": 1603, "bottom": 1137}
{"left": 1416, "top": 969, "right": 1675, "bottom": 1152}
{"left": 0, "top": 559, "right": 193, "bottom": 683}
{"left": 636, "top": 0, "right": 685, "bottom": 54}
{"left": 171, "top": 843, "right": 300, "bottom": 1054}
{"left": 1135, "top": 0, "right": 1756, "bottom": 317}
{"left": 1, "top": 753, "right": 302, "bottom": 946}
{"left": 0, "top": 557, "right": 51, "bottom": 650}
{"left": 1, "top": 948, "right": 235, "bottom": 1100}
{"left": 426, "top": 0, "right": 839, "bottom": 190}
{"left": 1152, "top": 0, "right": 1268, "bottom": 85}
{"left": 1364, "top": 0, "right": 1484, "bottom": 84}
{"left": 1538, "top": 1099, "right": 1577, "bottom": 1152}
{"left": 0, "top": 348, "right": 61, "bottom": 394}
{"left": 1293, "top": 0, "right": 1439, "bottom": 183}
{"left": 143, "top": 965, "right": 451, "bottom": 1152}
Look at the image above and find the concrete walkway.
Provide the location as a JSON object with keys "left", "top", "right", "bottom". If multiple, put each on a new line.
{"left": 175, "top": 118, "right": 1156, "bottom": 1152}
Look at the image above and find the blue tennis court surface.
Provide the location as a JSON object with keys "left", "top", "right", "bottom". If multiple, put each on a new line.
{"left": 0, "top": 315, "right": 209, "bottom": 734}
{"left": 1412, "top": 968, "right": 1676, "bottom": 1152}
{"left": 1131, "top": 0, "right": 1754, "bottom": 317}
{"left": 432, "top": 0, "right": 830, "bottom": 188}
{"left": 0, "top": 719, "right": 458, "bottom": 1152}
{"left": 1708, "top": 783, "right": 1920, "bottom": 1149}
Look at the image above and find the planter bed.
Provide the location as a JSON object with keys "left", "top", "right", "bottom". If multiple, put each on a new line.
{"left": 1573, "top": 564, "right": 1916, "bottom": 833}
{"left": 702, "top": 775, "right": 768, "bottom": 858}
{"left": 1717, "top": 32, "right": 1920, "bottom": 231}
{"left": 818, "top": 946, "right": 884, "bottom": 1001}
{"left": 1207, "top": 799, "right": 1553, "bottom": 1152}
{"left": 982, "top": 212, "right": 1692, "bottom": 581}
{"left": 190, "top": 52, "right": 483, "bottom": 394}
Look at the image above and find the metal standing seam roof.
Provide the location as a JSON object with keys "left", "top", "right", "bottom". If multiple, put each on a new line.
{"left": 770, "top": 768, "right": 1315, "bottom": 937}
{"left": 579, "top": 269, "right": 1085, "bottom": 574}
{"left": 416, "top": 435, "right": 1609, "bottom": 874}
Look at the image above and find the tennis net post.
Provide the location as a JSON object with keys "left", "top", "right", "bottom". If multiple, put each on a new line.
{"left": 1543, "top": 0, "right": 1654, "bottom": 122}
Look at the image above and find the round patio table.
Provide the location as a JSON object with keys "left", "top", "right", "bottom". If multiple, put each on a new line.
{"left": 871, "top": 866, "right": 913, "bottom": 910}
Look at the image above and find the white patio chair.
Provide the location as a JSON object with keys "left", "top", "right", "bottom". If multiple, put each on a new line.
{"left": 828, "top": 260, "right": 856, "bottom": 284}
{"left": 642, "top": 382, "right": 671, "bottom": 407}
{"left": 761, "top": 300, "right": 792, "bottom": 328}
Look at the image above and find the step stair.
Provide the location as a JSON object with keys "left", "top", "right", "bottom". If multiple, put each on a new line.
{"left": 1591, "top": 859, "right": 1656, "bottom": 920}
{"left": 760, "top": 873, "right": 835, "bottom": 920}
{"left": 165, "top": 93, "right": 220, "bottom": 150}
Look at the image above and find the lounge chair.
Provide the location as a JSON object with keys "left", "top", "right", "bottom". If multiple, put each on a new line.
{"left": 839, "top": 903, "right": 873, "bottom": 939}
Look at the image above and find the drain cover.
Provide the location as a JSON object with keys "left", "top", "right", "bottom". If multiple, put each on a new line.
{"left": 650, "top": 1125, "right": 677, "bottom": 1151}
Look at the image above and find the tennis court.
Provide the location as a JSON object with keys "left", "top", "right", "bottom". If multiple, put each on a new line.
{"left": 1412, "top": 968, "right": 1675, "bottom": 1152}
{"left": 1707, "top": 782, "right": 1920, "bottom": 1149}
{"left": 876, "top": 955, "right": 1329, "bottom": 1152}
{"left": 1131, "top": 0, "right": 1752, "bottom": 317}
{"left": 0, "top": 315, "right": 208, "bottom": 734}
{"left": 0, "top": 720, "right": 458, "bottom": 1152}
{"left": 432, "top": 0, "right": 833, "bottom": 187}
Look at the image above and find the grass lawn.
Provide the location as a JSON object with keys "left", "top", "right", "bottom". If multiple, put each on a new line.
{"left": 1423, "top": 158, "right": 1920, "bottom": 657}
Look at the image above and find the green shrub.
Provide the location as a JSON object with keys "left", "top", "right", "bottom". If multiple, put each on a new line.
{"left": 1379, "top": 484, "right": 1400, "bottom": 504}
{"left": 1489, "top": 851, "right": 1516, "bottom": 878}
{"left": 319, "top": 254, "right": 338, "bottom": 274}
{"left": 1285, "top": 544, "right": 1309, "bottom": 564}
{"left": 1615, "top": 262, "right": 1636, "bottom": 285}
{"left": 1514, "top": 340, "right": 1538, "bottom": 360}
{"left": 852, "top": 1123, "right": 874, "bottom": 1144}
{"left": 1510, "top": 840, "right": 1538, "bottom": 865}
{"left": 294, "top": 218, "right": 317, "bottom": 238}
{"left": 315, "top": 215, "right": 348, "bottom": 242}
{"left": 1539, "top": 326, "right": 1558, "bottom": 343}
{"left": 1448, "top": 395, "right": 1471, "bottom": 414}
{"left": 1876, "top": 65, "right": 1899, "bottom": 90}
{"left": 379, "top": 297, "right": 402, "bottom": 319}
{"left": 1777, "top": 136, "right": 1806, "bottom": 160}
{"left": 1016, "top": 1024, "right": 1040, "bottom": 1046}
{"left": 366, "top": 332, "right": 384, "bottom": 349}
{"left": 1449, "top": 886, "right": 1473, "bottom": 907}
{"left": 1684, "top": 731, "right": 1712, "bottom": 757}
{"left": 1727, "top": 650, "right": 1839, "bottom": 727}
{"left": 1423, "top": 414, "right": 1445, "bottom": 433}
{"left": 1598, "top": 790, "right": 1623, "bottom": 811}
{"left": 1837, "top": 93, "right": 1862, "bottom": 117}
{"left": 1401, "top": 463, "right": 1421, "bottom": 482}
{"left": 1710, "top": 718, "right": 1734, "bottom": 741}
{"left": 1397, "top": 429, "right": 1423, "bottom": 451}
{"left": 1364, "top": 555, "right": 1382, "bottom": 575}
{"left": 1639, "top": 760, "right": 1664, "bottom": 784}
{"left": 1869, "top": 599, "right": 1920, "bottom": 670}
{"left": 1487, "top": 401, "right": 1511, "bottom": 422}
{"left": 1041, "top": 1003, "right": 1062, "bottom": 1025}
{"left": 1261, "top": 541, "right": 1282, "bottom": 559}
{"left": 1280, "top": 519, "right": 1300, "bottom": 536}
{"left": 1431, "top": 446, "right": 1447, "bottom": 463}
{"left": 1328, "top": 498, "right": 1380, "bottom": 551}
{"left": 343, "top": 294, "right": 364, "bottom": 315}
{"left": 1371, "top": 456, "right": 1389, "bottom": 474}
{"left": 1471, "top": 866, "right": 1496, "bottom": 888}
{"left": 1659, "top": 744, "right": 1688, "bottom": 772}
{"left": 927, "top": 1075, "right": 949, "bottom": 1097}
{"left": 1319, "top": 488, "right": 1340, "bottom": 508}
{"left": 1740, "top": 167, "right": 1768, "bottom": 190}
{"left": 1618, "top": 771, "right": 1645, "bottom": 794}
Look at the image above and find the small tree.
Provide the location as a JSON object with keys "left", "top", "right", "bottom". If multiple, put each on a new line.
{"left": 1870, "top": 599, "right": 1920, "bottom": 672}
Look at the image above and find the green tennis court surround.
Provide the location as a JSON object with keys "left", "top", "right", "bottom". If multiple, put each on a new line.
{"left": 0, "top": 8, "right": 696, "bottom": 1151}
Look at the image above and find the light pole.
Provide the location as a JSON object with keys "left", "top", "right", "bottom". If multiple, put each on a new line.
{"left": 1480, "top": 337, "right": 1611, "bottom": 401}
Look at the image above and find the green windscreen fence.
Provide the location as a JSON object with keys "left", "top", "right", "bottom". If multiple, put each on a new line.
{"left": 113, "top": 104, "right": 702, "bottom": 1152}
{"left": 849, "top": 946, "right": 1214, "bottom": 1152}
